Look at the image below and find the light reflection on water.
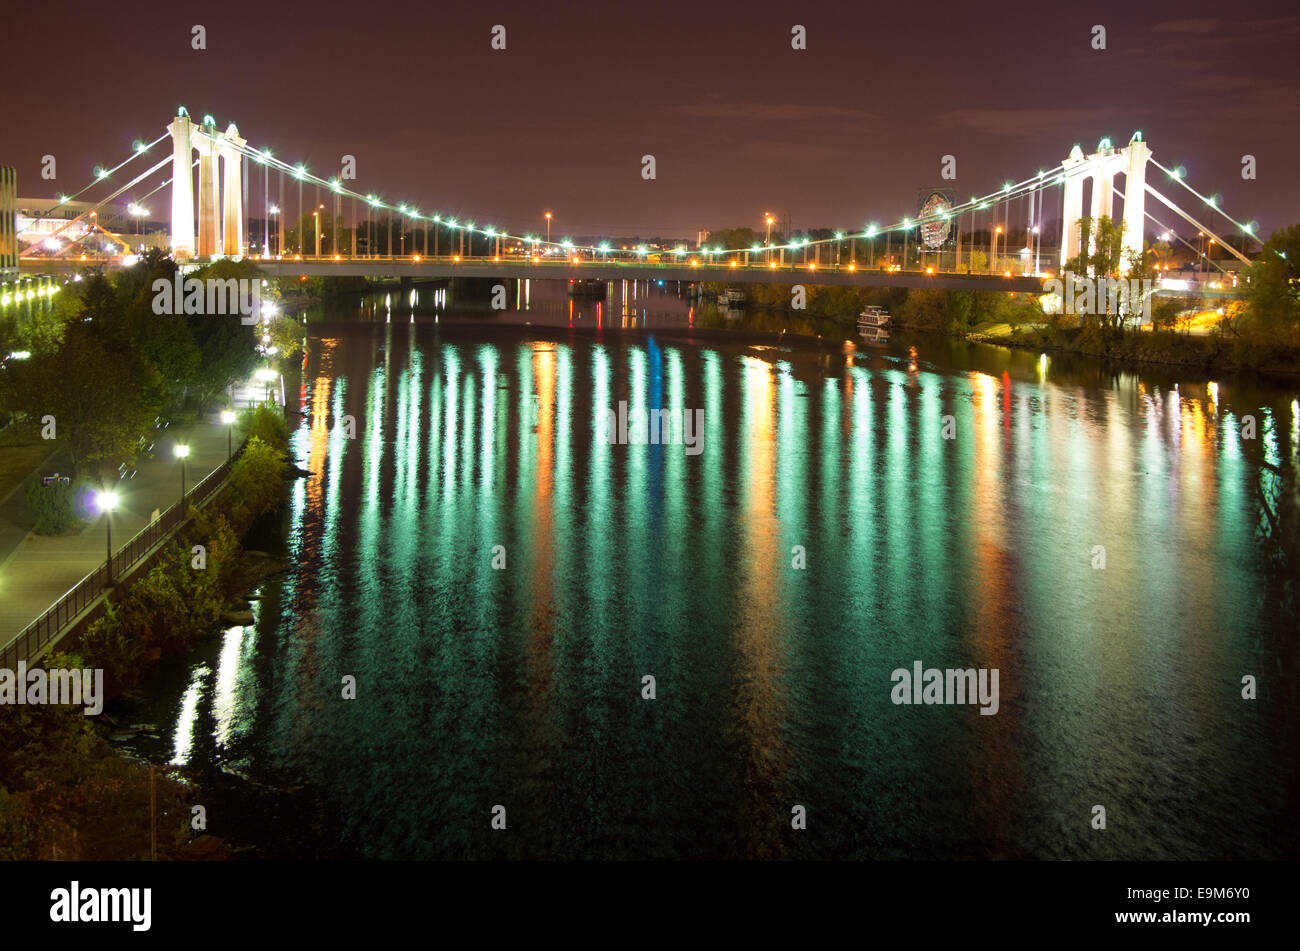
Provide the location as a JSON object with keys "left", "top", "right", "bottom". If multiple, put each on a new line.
{"left": 140, "top": 288, "right": 1297, "bottom": 860}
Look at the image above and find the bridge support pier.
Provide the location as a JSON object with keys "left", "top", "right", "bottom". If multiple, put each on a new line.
{"left": 220, "top": 123, "right": 246, "bottom": 257}
{"left": 1120, "top": 137, "right": 1150, "bottom": 274}
{"left": 197, "top": 123, "right": 221, "bottom": 257}
{"left": 168, "top": 112, "right": 195, "bottom": 258}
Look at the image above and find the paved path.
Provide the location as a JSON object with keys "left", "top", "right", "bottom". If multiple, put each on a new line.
{"left": 0, "top": 400, "right": 255, "bottom": 645}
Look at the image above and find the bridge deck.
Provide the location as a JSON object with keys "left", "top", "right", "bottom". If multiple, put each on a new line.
{"left": 18, "top": 255, "right": 1242, "bottom": 298}
{"left": 243, "top": 256, "right": 1049, "bottom": 292}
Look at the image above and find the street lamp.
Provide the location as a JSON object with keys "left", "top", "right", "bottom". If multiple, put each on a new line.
{"left": 268, "top": 205, "right": 280, "bottom": 255}
{"left": 314, "top": 206, "right": 323, "bottom": 258}
{"left": 96, "top": 489, "right": 119, "bottom": 585}
{"left": 257, "top": 367, "right": 278, "bottom": 404}
{"left": 545, "top": 212, "right": 552, "bottom": 245}
{"left": 221, "top": 409, "right": 236, "bottom": 461}
{"left": 993, "top": 226, "right": 1003, "bottom": 272}
{"left": 174, "top": 444, "right": 190, "bottom": 508}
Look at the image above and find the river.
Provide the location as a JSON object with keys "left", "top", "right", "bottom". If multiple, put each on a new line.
{"left": 117, "top": 279, "right": 1299, "bottom": 860}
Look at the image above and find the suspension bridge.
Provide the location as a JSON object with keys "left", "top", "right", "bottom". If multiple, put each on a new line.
{"left": 10, "top": 109, "right": 1259, "bottom": 299}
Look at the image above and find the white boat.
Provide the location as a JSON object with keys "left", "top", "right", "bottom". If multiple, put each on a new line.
{"left": 720, "top": 287, "right": 746, "bottom": 308}
{"left": 858, "top": 305, "right": 892, "bottom": 329}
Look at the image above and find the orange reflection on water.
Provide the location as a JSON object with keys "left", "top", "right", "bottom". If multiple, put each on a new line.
{"left": 735, "top": 355, "right": 787, "bottom": 855}
{"left": 530, "top": 343, "right": 557, "bottom": 653}
{"left": 968, "top": 371, "right": 1020, "bottom": 826}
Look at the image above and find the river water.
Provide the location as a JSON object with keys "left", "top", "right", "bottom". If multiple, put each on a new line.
{"left": 119, "top": 280, "right": 1299, "bottom": 860}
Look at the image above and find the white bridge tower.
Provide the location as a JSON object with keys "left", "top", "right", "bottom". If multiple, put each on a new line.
{"left": 1059, "top": 132, "right": 1149, "bottom": 274}
{"left": 167, "top": 108, "right": 246, "bottom": 259}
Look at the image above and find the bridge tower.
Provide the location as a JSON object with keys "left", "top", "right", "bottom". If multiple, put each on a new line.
{"left": 1059, "top": 145, "right": 1087, "bottom": 268}
{"left": 220, "top": 123, "right": 246, "bottom": 256}
{"left": 168, "top": 110, "right": 195, "bottom": 257}
{"left": 1120, "top": 133, "right": 1150, "bottom": 274}
{"left": 196, "top": 117, "right": 223, "bottom": 256}
{"left": 1059, "top": 132, "right": 1150, "bottom": 275}
{"left": 1089, "top": 139, "right": 1115, "bottom": 250}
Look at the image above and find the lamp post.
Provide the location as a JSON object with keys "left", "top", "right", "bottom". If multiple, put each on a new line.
{"left": 96, "top": 489, "right": 119, "bottom": 585}
{"left": 174, "top": 444, "right": 190, "bottom": 507}
{"left": 993, "top": 226, "right": 1003, "bottom": 272}
{"left": 257, "top": 367, "right": 278, "bottom": 404}
{"left": 221, "top": 409, "right": 236, "bottom": 461}
{"left": 268, "top": 205, "right": 280, "bottom": 255}
{"left": 545, "top": 212, "right": 552, "bottom": 246}
{"left": 314, "top": 207, "right": 322, "bottom": 258}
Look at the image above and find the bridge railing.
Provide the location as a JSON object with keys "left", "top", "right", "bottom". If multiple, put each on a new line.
{"left": 249, "top": 251, "right": 1061, "bottom": 278}
{"left": 0, "top": 454, "right": 237, "bottom": 670}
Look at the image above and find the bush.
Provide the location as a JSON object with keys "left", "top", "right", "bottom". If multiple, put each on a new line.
{"left": 238, "top": 404, "right": 289, "bottom": 453}
{"left": 0, "top": 699, "right": 191, "bottom": 860}
{"left": 228, "top": 436, "right": 287, "bottom": 520}
{"left": 77, "top": 509, "right": 244, "bottom": 694}
{"left": 24, "top": 475, "right": 96, "bottom": 535}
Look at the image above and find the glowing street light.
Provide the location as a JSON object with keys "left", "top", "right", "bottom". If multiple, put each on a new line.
{"left": 174, "top": 444, "right": 190, "bottom": 507}
{"left": 220, "top": 409, "right": 237, "bottom": 461}
{"left": 267, "top": 204, "right": 280, "bottom": 255}
{"left": 257, "top": 367, "right": 278, "bottom": 403}
{"left": 545, "top": 212, "right": 552, "bottom": 245}
{"left": 96, "top": 489, "right": 120, "bottom": 585}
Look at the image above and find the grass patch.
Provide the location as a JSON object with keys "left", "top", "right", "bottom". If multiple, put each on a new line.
{"left": 0, "top": 437, "right": 61, "bottom": 503}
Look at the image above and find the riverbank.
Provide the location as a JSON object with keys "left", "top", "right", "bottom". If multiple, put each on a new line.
{"left": 695, "top": 276, "right": 1297, "bottom": 379}
{"left": 952, "top": 322, "right": 1300, "bottom": 379}
{"left": 0, "top": 406, "right": 293, "bottom": 860}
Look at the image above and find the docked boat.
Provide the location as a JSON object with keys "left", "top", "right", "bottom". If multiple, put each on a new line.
{"left": 720, "top": 287, "right": 746, "bottom": 308}
{"left": 858, "top": 305, "right": 892, "bottom": 330}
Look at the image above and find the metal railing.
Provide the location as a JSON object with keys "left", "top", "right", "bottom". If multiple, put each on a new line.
{"left": 0, "top": 454, "right": 238, "bottom": 669}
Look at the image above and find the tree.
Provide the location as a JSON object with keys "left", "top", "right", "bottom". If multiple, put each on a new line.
{"left": 266, "top": 313, "right": 303, "bottom": 359}
{"left": 1241, "top": 224, "right": 1300, "bottom": 348}
{"left": 704, "top": 227, "right": 760, "bottom": 253}
{"left": 1088, "top": 216, "right": 1126, "bottom": 280}
{"left": 189, "top": 318, "right": 257, "bottom": 412}
{"left": 227, "top": 436, "right": 287, "bottom": 526}
{"left": 76, "top": 253, "right": 198, "bottom": 407}
{"left": 10, "top": 324, "right": 156, "bottom": 477}
{"left": 285, "top": 210, "right": 348, "bottom": 256}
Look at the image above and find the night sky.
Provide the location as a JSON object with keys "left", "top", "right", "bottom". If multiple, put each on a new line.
{"left": 5, "top": 0, "right": 1298, "bottom": 239}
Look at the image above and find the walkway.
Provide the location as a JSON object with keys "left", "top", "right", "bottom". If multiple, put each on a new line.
{"left": 0, "top": 382, "right": 271, "bottom": 646}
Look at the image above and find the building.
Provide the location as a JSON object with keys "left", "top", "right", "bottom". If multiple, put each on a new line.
{"left": 16, "top": 196, "right": 168, "bottom": 257}
{"left": 1, "top": 167, "right": 17, "bottom": 278}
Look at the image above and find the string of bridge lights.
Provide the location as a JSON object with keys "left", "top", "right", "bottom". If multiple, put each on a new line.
{"left": 49, "top": 117, "right": 1259, "bottom": 262}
